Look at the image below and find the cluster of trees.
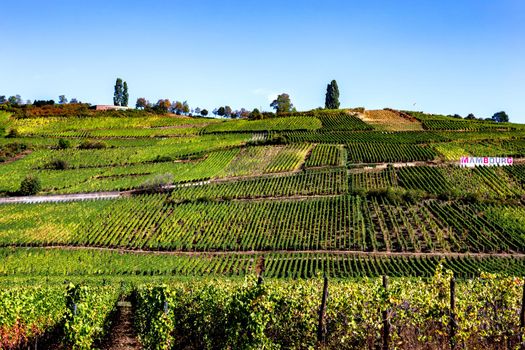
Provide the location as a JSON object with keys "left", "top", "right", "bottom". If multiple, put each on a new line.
{"left": 135, "top": 97, "right": 209, "bottom": 117}
{"left": 0, "top": 95, "right": 81, "bottom": 107}
{"left": 450, "top": 111, "right": 510, "bottom": 123}
{"left": 0, "top": 95, "right": 25, "bottom": 105}
{"left": 211, "top": 106, "right": 250, "bottom": 119}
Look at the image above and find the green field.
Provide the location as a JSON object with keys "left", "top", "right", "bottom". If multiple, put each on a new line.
{"left": 2, "top": 107, "right": 525, "bottom": 348}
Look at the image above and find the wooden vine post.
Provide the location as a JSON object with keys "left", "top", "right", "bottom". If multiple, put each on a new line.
{"left": 519, "top": 279, "right": 525, "bottom": 348}
{"left": 449, "top": 277, "right": 456, "bottom": 350}
{"left": 382, "top": 275, "right": 390, "bottom": 350}
{"left": 317, "top": 274, "right": 329, "bottom": 344}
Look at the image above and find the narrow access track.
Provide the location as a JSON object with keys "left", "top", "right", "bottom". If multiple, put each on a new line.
{"left": 29, "top": 245, "right": 525, "bottom": 259}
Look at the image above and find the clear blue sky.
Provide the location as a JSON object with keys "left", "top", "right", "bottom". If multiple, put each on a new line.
{"left": 1, "top": 0, "right": 524, "bottom": 121}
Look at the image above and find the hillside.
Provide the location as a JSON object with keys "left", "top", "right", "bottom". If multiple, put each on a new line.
{"left": 2, "top": 107, "right": 525, "bottom": 349}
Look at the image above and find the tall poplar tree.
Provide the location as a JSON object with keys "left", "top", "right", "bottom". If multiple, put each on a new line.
{"left": 113, "top": 78, "right": 123, "bottom": 106}
{"left": 324, "top": 80, "right": 340, "bottom": 109}
{"left": 122, "top": 81, "right": 129, "bottom": 107}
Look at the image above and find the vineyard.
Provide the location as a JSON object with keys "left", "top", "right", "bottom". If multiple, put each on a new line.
{"left": 2, "top": 106, "right": 525, "bottom": 349}
{"left": 3, "top": 193, "right": 525, "bottom": 254}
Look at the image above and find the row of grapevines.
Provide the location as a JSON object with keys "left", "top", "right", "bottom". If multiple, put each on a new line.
{"left": 426, "top": 201, "right": 525, "bottom": 253}
{"left": 347, "top": 143, "right": 437, "bottom": 163}
{"left": 264, "top": 143, "right": 311, "bottom": 172}
{"left": 217, "top": 144, "right": 311, "bottom": 177}
{"left": 62, "top": 284, "right": 120, "bottom": 350}
{"left": 261, "top": 253, "right": 525, "bottom": 279}
{"left": 0, "top": 286, "right": 65, "bottom": 349}
{"left": 0, "top": 148, "right": 239, "bottom": 194}
{"left": 68, "top": 196, "right": 525, "bottom": 253}
{"left": 316, "top": 110, "right": 373, "bottom": 131}
{"left": 134, "top": 272, "right": 525, "bottom": 349}
{"left": 349, "top": 166, "right": 398, "bottom": 191}
{"left": 504, "top": 164, "right": 525, "bottom": 185}
{"left": 3, "top": 247, "right": 525, "bottom": 279}
{"left": 282, "top": 130, "right": 448, "bottom": 144}
{"left": 5, "top": 193, "right": 525, "bottom": 253}
{"left": 27, "top": 126, "right": 199, "bottom": 138}
{"left": 397, "top": 166, "right": 451, "bottom": 194}
{"left": 437, "top": 130, "right": 525, "bottom": 141}
{"left": 30, "top": 134, "right": 247, "bottom": 170}
{"left": 305, "top": 144, "right": 344, "bottom": 167}
{"left": 202, "top": 116, "right": 322, "bottom": 133}
{"left": 397, "top": 165, "right": 523, "bottom": 199}
{"left": 11, "top": 115, "right": 214, "bottom": 135}
{"left": 0, "top": 283, "right": 120, "bottom": 350}
{"left": 422, "top": 119, "right": 516, "bottom": 131}
{"left": 169, "top": 168, "right": 348, "bottom": 201}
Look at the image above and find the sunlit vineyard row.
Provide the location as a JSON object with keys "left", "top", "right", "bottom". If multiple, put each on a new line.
{"left": 3, "top": 194, "right": 525, "bottom": 253}
{"left": 3, "top": 248, "right": 525, "bottom": 278}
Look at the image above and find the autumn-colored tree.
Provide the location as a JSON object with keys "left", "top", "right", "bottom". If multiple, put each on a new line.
{"left": 155, "top": 99, "right": 171, "bottom": 113}
{"left": 136, "top": 98, "right": 149, "bottom": 109}
{"left": 239, "top": 108, "right": 250, "bottom": 118}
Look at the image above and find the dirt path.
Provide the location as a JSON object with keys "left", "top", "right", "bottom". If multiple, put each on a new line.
{"left": 0, "top": 191, "right": 124, "bottom": 204}
{"left": 100, "top": 301, "right": 142, "bottom": 350}
{"left": 0, "top": 149, "right": 33, "bottom": 165}
{"left": 34, "top": 245, "right": 525, "bottom": 259}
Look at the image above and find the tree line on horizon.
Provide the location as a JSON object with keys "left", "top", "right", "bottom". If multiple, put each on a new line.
{"left": 0, "top": 77, "right": 511, "bottom": 122}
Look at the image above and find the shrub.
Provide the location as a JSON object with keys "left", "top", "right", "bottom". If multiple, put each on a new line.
{"left": 348, "top": 107, "right": 365, "bottom": 113}
{"left": 0, "top": 142, "right": 27, "bottom": 162}
{"left": 140, "top": 173, "right": 174, "bottom": 193}
{"left": 351, "top": 187, "right": 367, "bottom": 197}
{"left": 462, "top": 192, "right": 482, "bottom": 204}
{"left": 19, "top": 175, "right": 41, "bottom": 195}
{"left": 402, "top": 189, "right": 426, "bottom": 204}
{"left": 5, "top": 128, "right": 19, "bottom": 138}
{"left": 367, "top": 186, "right": 405, "bottom": 203}
{"left": 247, "top": 135, "right": 288, "bottom": 146}
{"left": 78, "top": 140, "right": 107, "bottom": 149}
{"left": 46, "top": 159, "right": 69, "bottom": 170}
{"left": 153, "top": 155, "right": 173, "bottom": 162}
{"left": 57, "top": 138, "right": 71, "bottom": 149}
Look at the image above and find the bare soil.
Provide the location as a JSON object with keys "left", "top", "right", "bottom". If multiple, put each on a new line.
{"left": 100, "top": 301, "right": 142, "bottom": 350}
{"left": 357, "top": 110, "right": 423, "bottom": 131}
